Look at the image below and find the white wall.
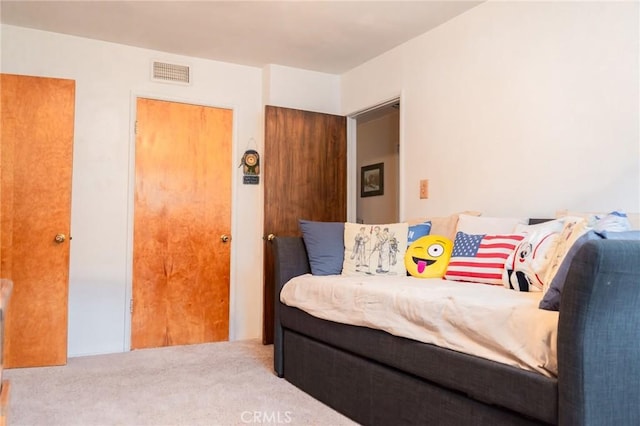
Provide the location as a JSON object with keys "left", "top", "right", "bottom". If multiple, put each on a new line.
{"left": 1, "top": 24, "right": 340, "bottom": 357}
{"left": 263, "top": 64, "right": 341, "bottom": 115}
{"left": 343, "top": 1, "right": 640, "bottom": 220}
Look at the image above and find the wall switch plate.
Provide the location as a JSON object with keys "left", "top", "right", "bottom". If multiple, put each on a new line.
{"left": 420, "top": 179, "right": 429, "bottom": 199}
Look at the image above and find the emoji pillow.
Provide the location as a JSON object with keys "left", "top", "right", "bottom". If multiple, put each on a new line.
{"left": 404, "top": 235, "right": 453, "bottom": 278}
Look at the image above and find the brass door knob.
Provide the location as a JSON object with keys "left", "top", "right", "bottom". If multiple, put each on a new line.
{"left": 54, "top": 233, "right": 66, "bottom": 244}
{"left": 266, "top": 233, "right": 275, "bottom": 241}
{"left": 221, "top": 235, "right": 230, "bottom": 243}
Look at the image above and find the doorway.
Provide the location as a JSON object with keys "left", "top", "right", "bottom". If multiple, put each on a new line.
{"left": 130, "top": 97, "right": 232, "bottom": 350}
{"left": 262, "top": 106, "right": 347, "bottom": 344}
{"left": 353, "top": 100, "right": 400, "bottom": 224}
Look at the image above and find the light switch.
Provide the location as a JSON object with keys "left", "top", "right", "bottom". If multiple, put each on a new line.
{"left": 419, "top": 179, "right": 429, "bottom": 199}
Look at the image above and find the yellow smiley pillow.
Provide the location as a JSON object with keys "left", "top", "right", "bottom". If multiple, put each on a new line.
{"left": 404, "top": 235, "right": 453, "bottom": 278}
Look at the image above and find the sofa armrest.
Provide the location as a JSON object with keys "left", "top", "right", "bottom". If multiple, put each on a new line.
{"left": 558, "top": 239, "right": 640, "bottom": 425}
{"left": 272, "top": 236, "right": 311, "bottom": 377}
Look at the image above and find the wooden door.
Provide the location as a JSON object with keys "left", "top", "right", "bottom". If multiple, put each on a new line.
{"left": 0, "top": 74, "right": 75, "bottom": 367}
{"left": 131, "top": 98, "right": 232, "bottom": 349}
{"left": 263, "top": 106, "right": 346, "bottom": 344}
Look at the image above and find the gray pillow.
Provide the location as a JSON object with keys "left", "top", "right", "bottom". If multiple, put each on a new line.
{"left": 539, "top": 230, "right": 602, "bottom": 311}
{"left": 299, "top": 220, "right": 345, "bottom": 275}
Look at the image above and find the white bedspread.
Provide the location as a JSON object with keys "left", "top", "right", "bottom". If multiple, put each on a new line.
{"left": 280, "top": 274, "right": 559, "bottom": 377}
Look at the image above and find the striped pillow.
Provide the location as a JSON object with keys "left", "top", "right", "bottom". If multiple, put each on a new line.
{"left": 445, "top": 232, "right": 524, "bottom": 285}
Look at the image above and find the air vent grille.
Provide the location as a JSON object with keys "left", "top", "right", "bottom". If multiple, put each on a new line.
{"left": 152, "top": 61, "right": 190, "bottom": 84}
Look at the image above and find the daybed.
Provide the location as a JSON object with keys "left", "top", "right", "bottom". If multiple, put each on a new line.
{"left": 272, "top": 235, "right": 640, "bottom": 425}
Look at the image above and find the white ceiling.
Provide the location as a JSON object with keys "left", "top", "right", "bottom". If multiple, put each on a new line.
{"left": 1, "top": 1, "right": 482, "bottom": 74}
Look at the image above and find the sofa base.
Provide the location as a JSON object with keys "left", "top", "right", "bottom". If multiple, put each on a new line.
{"left": 283, "top": 329, "right": 546, "bottom": 426}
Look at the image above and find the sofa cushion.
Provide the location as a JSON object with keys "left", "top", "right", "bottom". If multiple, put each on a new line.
{"left": 407, "top": 211, "right": 481, "bottom": 241}
{"left": 539, "top": 224, "right": 640, "bottom": 311}
{"left": 298, "top": 219, "right": 344, "bottom": 275}
{"left": 342, "top": 222, "right": 408, "bottom": 276}
{"left": 503, "top": 220, "right": 566, "bottom": 292}
{"left": 456, "top": 214, "right": 527, "bottom": 235}
{"left": 407, "top": 221, "right": 432, "bottom": 246}
{"left": 405, "top": 235, "right": 453, "bottom": 278}
{"left": 539, "top": 230, "right": 602, "bottom": 311}
{"left": 596, "top": 230, "right": 640, "bottom": 240}
{"left": 445, "top": 232, "right": 524, "bottom": 285}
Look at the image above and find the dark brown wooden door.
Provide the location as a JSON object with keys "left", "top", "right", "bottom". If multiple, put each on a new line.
{"left": 131, "top": 98, "right": 232, "bottom": 349}
{"left": 263, "top": 106, "right": 347, "bottom": 344}
{"left": 1, "top": 74, "right": 75, "bottom": 367}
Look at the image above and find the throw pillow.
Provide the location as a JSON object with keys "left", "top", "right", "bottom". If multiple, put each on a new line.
{"left": 298, "top": 220, "right": 345, "bottom": 275}
{"left": 593, "top": 211, "right": 632, "bottom": 232}
{"left": 541, "top": 217, "right": 589, "bottom": 288}
{"left": 407, "top": 221, "right": 432, "bottom": 246}
{"left": 405, "top": 235, "right": 453, "bottom": 278}
{"left": 555, "top": 210, "right": 637, "bottom": 229}
{"left": 455, "top": 214, "right": 528, "bottom": 235}
{"left": 538, "top": 230, "right": 602, "bottom": 311}
{"left": 596, "top": 230, "right": 640, "bottom": 240}
{"left": 342, "top": 222, "right": 408, "bottom": 276}
{"left": 504, "top": 220, "right": 565, "bottom": 292}
{"left": 407, "top": 211, "right": 481, "bottom": 241}
{"left": 445, "top": 232, "right": 524, "bottom": 286}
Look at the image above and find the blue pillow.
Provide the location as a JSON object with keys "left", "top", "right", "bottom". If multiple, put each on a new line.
{"left": 407, "top": 221, "right": 432, "bottom": 246}
{"left": 539, "top": 230, "right": 602, "bottom": 311}
{"left": 298, "top": 220, "right": 345, "bottom": 275}
{"left": 595, "top": 230, "right": 640, "bottom": 240}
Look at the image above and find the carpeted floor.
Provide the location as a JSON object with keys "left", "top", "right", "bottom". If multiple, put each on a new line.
{"left": 4, "top": 339, "right": 356, "bottom": 426}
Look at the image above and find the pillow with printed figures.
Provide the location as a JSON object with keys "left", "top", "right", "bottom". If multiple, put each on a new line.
{"left": 445, "top": 231, "right": 525, "bottom": 286}
{"left": 342, "top": 222, "right": 408, "bottom": 277}
{"left": 503, "top": 219, "right": 565, "bottom": 292}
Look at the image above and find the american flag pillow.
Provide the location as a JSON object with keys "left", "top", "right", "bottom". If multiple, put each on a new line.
{"left": 445, "top": 232, "right": 525, "bottom": 285}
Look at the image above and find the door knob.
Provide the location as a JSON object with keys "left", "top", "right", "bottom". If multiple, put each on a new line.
{"left": 54, "top": 233, "right": 66, "bottom": 244}
{"left": 265, "top": 233, "right": 276, "bottom": 241}
{"left": 221, "top": 235, "right": 230, "bottom": 243}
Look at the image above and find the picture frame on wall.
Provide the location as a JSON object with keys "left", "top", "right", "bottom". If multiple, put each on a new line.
{"left": 360, "top": 162, "right": 384, "bottom": 197}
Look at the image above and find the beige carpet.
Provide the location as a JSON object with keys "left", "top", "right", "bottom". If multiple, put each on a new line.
{"left": 4, "top": 339, "right": 357, "bottom": 426}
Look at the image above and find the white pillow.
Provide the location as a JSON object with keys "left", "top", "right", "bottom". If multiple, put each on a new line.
{"left": 342, "top": 222, "right": 408, "bottom": 276}
{"left": 456, "top": 214, "right": 528, "bottom": 235}
{"left": 503, "top": 220, "right": 565, "bottom": 292}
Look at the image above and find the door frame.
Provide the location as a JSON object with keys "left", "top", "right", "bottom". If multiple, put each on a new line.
{"left": 346, "top": 92, "right": 405, "bottom": 223}
{"left": 123, "top": 91, "right": 238, "bottom": 352}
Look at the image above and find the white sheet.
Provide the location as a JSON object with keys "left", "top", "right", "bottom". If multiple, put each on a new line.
{"left": 280, "top": 274, "right": 559, "bottom": 377}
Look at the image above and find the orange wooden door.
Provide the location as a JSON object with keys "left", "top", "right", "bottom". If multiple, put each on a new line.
{"left": 263, "top": 106, "right": 346, "bottom": 344}
{"left": 131, "top": 98, "right": 232, "bottom": 349}
{"left": 0, "top": 73, "right": 75, "bottom": 367}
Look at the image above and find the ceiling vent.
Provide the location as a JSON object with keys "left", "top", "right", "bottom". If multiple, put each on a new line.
{"left": 151, "top": 61, "right": 191, "bottom": 85}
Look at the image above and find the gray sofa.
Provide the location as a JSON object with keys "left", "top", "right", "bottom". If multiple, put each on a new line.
{"left": 272, "top": 236, "right": 640, "bottom": 425}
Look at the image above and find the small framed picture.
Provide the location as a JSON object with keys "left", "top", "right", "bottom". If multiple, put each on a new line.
{"left": 360, "top": 162, "right": 384, "bottom": 197}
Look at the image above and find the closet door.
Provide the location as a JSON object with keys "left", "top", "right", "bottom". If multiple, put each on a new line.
{"left": 131, "top": 98, "right": 232, "bottom": 349}
{"left": 1, "top": 74, "right": 75, "bottom": 367}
